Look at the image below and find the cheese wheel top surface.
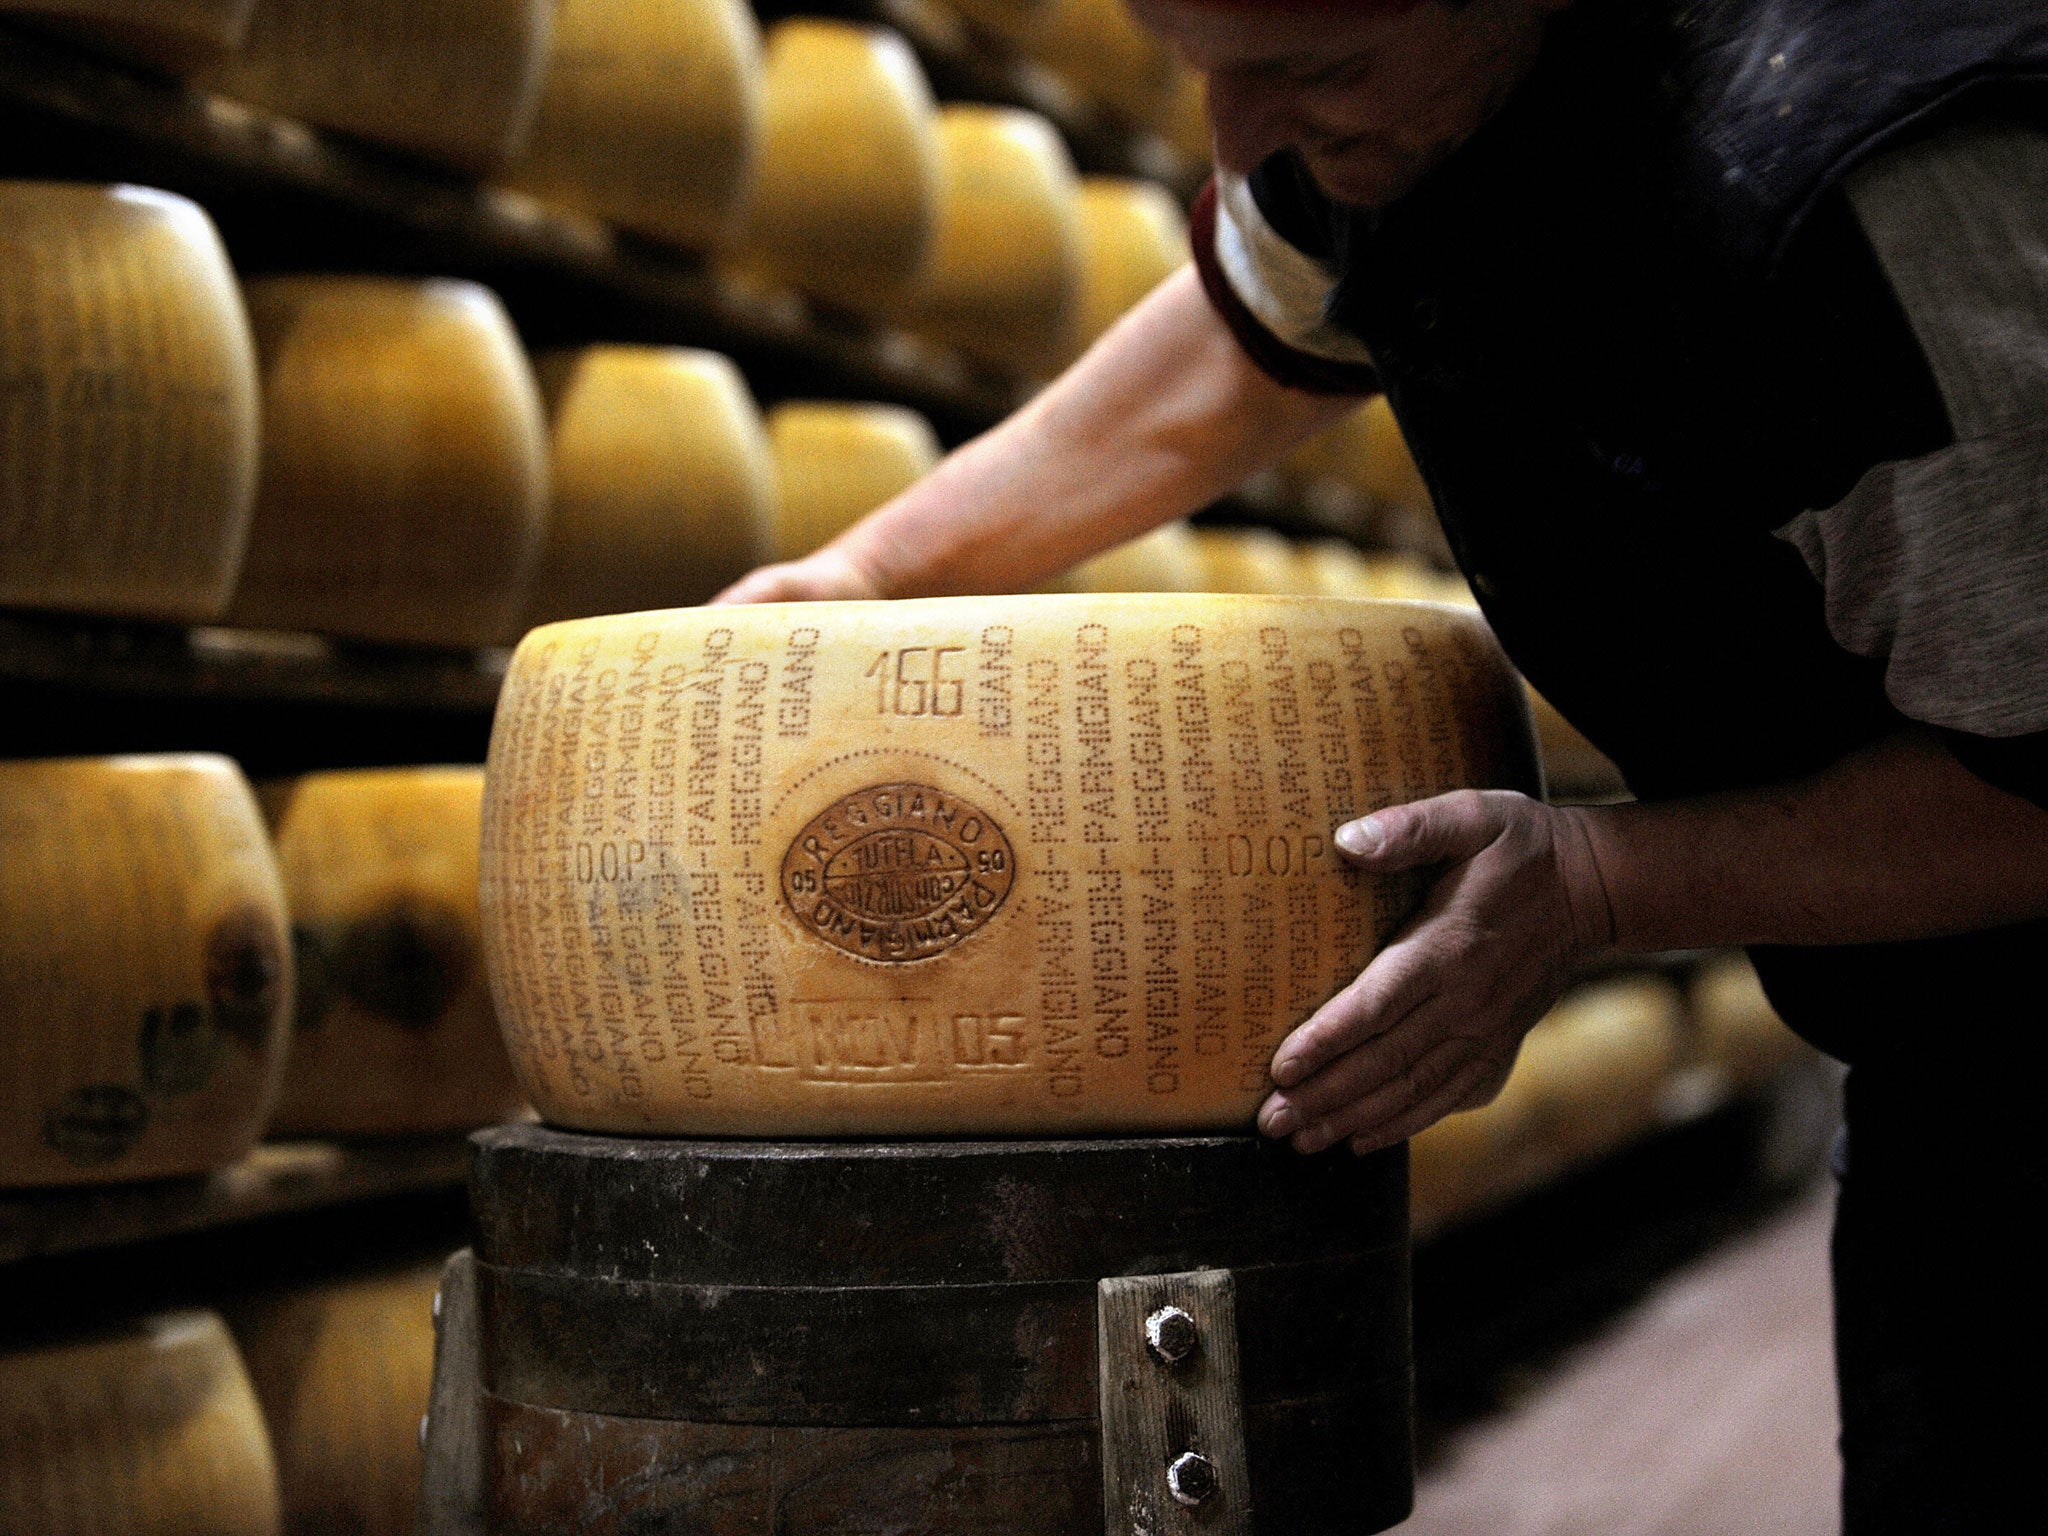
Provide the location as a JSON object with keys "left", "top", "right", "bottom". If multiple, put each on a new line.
{"left": 766, "top": 401, "right": 940, "bottom": 563}
{"left": 1066, "top": 177, "right": 1189, "bottom": 361}
{"left": 481, "top": 593, "right": 1541, "bottom": 1136}
{"left": 509, "top": 0, "right": 763, "bottom": 253}
{"left": 0, "top": 754, "right": 292, "bottom": 1187}
{"left": 527, "top": 346, "right": 774, "bottom": 625}
{"left": 228, "top": 275, "right": 549, "bottom": 650}
{"left": 0, "top": 182, "right": 259, "bottom": 623}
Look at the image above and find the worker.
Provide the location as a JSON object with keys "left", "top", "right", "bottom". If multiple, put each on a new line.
{"left": 719, "top": 2, "right": 2048, "bottom": 1524}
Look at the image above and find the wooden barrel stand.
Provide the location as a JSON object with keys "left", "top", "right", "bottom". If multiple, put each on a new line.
{"left": 421, "top": 1125, "right": 1414, "bottom": 1535}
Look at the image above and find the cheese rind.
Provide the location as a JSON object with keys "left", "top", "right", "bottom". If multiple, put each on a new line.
{"left": 262, "top": 767, "right": 524, "bottom": 1137}
{"left": 766, "top": 401, "right": 940, "bottom": 563}
{"left": 1064, "top": 177, "right": 1189, "bottom": 362}
{"left": 0, "top": 182, "right": 260, "bottom": 623}
{"left": 228, "top": 276, "right": 550, "bottom": 649}
{"left": 481, "top": 594, "right": 1542, "bottom": 1135}
{"left": 1688, "top": 952, "right": 1808, "bottom": 1088}
{"left": 0, "top": 1311, "right": 281, "bottom": 1536}
{"left": 526, "top": 347, "right": 774, "bottom": 624}
{"left": 0, "top": 755, "right": 292, "bottom": 1188}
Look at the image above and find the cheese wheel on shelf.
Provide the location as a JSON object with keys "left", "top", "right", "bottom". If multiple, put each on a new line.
{"left": 198, "top": 0, "right": 554, "bottom": 174}
{"left": 1281, "top": 395, "right": 1432, "bottom": 518}
{"left": 0, "top": 0, "right": 254, "bottom": 70}
{"left": 731, "top": 19, "right": 939, "bottom": 317}
{"left": 0, "top": 182, "right": 259, "bottom": 624}
{"left": 526, "top": 347, "right": 774, "bottom": 625}
{"left": 1688, "top": 952, "right": 1808, "bottom": 1089}
{"left": 507, "top": 0, "right": 762, "bottom": 254}
{"left": 1192, "top": 526, "right": 1301, "bottom": 595}
{"left": 1064, "top": 176, "right": 1189, "bottom": 361}
{"left": 902, "top": 105, "right": 1084, "bottom": 377}
{"left": 1516, "top": 973, "right": 1685, "bottom": 1166}
{"left": 766, "top": 401, "right": 940, "bottom": 563}
{"left": 0, "top": 755, "right": 292, "bottom": 1189}
{"left": 262, "top": 767, "right": 524, "bottom": 1138}
{"left": 228, "top": 1265, "right": 439, "bottom": 1536}
{"left": 1057, "top": 519, "right": 1205, "bottom": 594}
{"left": 1008, "top": 0, "right": 1178, "bottom": 128}
{"left": 227, "top": 276, "right": 549, "bottom": 650}
{"left": 1159, "top": 64, "right": 1212, "bottom": 168}
{"left": 481, "top": 593, "right": 1542, "bottom": 1136}
{"left": 0, "top": 1311, "right": 280, "bottom": 1536}
{"left": 1409, "top": 1080, "right": 1534, "bottom": 1232}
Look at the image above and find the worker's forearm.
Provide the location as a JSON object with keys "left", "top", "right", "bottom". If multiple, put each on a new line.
{"left": 832, "top": 267, "right": 1360, "bottom": 598}
{"left": 1579, "top": 729, "right": 2048, "bottom": 951}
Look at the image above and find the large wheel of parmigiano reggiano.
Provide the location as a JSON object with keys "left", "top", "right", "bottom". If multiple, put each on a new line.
{"left": 1055, "top": 519, "right": 1205, "bottom": 594}
{"left": 1009, "top": 0, "right": 1178, "bottom": 128}
{"left": 199, "top": 0, "right": 554, "bottom": 174}
{"left": 0, "top": 755, "right": 291, "bottom": 1189}
{"left": 481, "top": 594, "right": 1542, "bottom": 1136}
{"left": 766, "top": 401, "right": 939, "bottom": 563}
{"left": 1516, "top": 974, "right": 1684, "bottom": 1167}
{"left": 902, "top": 106, "right": 1083, "bottom": 377}
{"left": 228, "top": 1265, "right": 439, "bottom": 1536}
{"left": 0, "top": 0, "right": 254, "bottom": 70}
{"left": 0, "top": 183, "right": 259, "bottom": 624}
{"left": 0, "top": 1312, "right": 281, "bottom": 1536}
{"left": 507, "top": 0, "right": 762, "bottom": 254}
{"left": 227, "top": 276, "right": 549, "bottom": 650}
{"left": 1064, "top": 177, "right": 1188, "bottom": 362}
{"left": 732, "top": 20, "right": 939, "bottom": 317}
{"left": 526, "top": 347, "right": 774, "bottom": 625}
{"left": 1687, "top": 952, "right": 1808, "bottom": 1090}
{"left": 261, "top": 767, "right": 524, "bottom": 1138}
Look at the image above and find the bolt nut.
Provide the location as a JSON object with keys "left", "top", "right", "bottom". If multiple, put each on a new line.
{"left": 1145, "top": 1305, "right": 1199, "bottom": 1365}
{"left": 1167, "top": 1451, "right": 1218, "bottom": 1507}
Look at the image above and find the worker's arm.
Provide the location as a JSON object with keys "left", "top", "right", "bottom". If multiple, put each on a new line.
{"left": 1259, "top": 728, "right": 2048, "bottom": 1154}
{"left": 715, "top": 267, "right": 1358, "bottom": 603}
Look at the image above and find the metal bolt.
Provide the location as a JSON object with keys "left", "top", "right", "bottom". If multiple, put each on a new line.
{"left": 1145, "top": 1305, "right": 1199, "bottom": 1365}
{"left": 1167, "top": 1451, "right": 1217, "bottom": 1507}
{"left": 418, "top": 1413, "right": 431, "bottom": 1452}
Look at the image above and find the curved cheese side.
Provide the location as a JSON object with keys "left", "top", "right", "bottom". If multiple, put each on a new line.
{"left": 766, "top": 401, "right": 940, "bottom": 563}
{"left": 1064, "top": 176, "right": 1189, "bottom": 362}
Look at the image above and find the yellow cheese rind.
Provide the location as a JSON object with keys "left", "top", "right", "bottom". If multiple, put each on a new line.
{"left": 1055, "top": 520, "right": 1205, "bottom": 594}
{"left": 199, "top": 0, "right": 555, "bottom": 174}
{"left": 262, "top": 767, "right": 524, "bottom": 1137}
{"left": 481, "top": 594, "right": 1543, "bottom": 1136}
{"left": 1192, "top": 527, "right": 1303, "bottom": 595}
{"left": 229, "top": 1265, "right": 438, "bottom": 1536}
{"left": 733, "top": 19, "right": 939, "bottom": 315}
{"left": 0, "top": 1311, "right": 281, "bottom": 1536}
{"left": 0, "top": 755, "right": 292, "bottom": 1188}
{"left": 1280, "top": 396, "right": 1431, "bottom": 519}
{"left": 0, "top": 183, "right": 260, "bottom": 623}
{"left": 527, "top": 347, "right": 774, "bottom": 625}
{"left": 1687, "top": 952, "right": 1808, "bottom": 1088}
{"left": 228, "top": 276, "right": 549, "bottom": 650}
{"left": 1008, "top": 0, "right": 1178, "bottom": 127}
{"left": 1065, "top": 177, "right": 1189, "bottom": 362}
{"left": 766, "top": 401, "right": 940, "bottom": 563}
{"left": 508, "top": 0, "right": 762, "bottom": 253}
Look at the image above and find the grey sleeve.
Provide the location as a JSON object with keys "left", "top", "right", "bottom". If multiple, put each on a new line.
{"left": 1775, "top": 119, "right": 2048, "bottom": 742}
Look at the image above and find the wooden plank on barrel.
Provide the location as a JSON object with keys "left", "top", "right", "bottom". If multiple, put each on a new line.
{"left": 417, "top": 1249, "right": 483, "bottom": 1536}
{"left": 1097, "top": 1269, "right": 1253, "bottom": 1536}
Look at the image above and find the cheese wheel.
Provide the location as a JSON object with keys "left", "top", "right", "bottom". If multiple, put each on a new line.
{"left": 0, "top": 755, "right": 291, "bottom": 1189}
{"left": 227, "top": 276, "right": 549, "bottom": 650}
{"left": 262, "top": 767, "right": 525, "bottom": 1137}
{"left": 507, "top": 0, "right": 762, "bottom": 253}
{"left": 903, "top": 105, "right": 1084, "bottom": 377}
{"left": 1516, "top": 974, "right": 1685, "bottom": 1165}
{"left": 0, "top": 0, "right": 254, "bottom": 70}
{"left": 481, "top": 594, "right": 1542, "bottom": 1136}
{"left": 1159, "top": 65, "right": 1212, "bottom": 168}
{"left": 0, "top": 183, "right": 259, "bottom": 624}
{"left": 228, "top": 1265, "right": 438, "bottom": 1536}
{"left": 1281, "top": 395, "right": 1432, "bottom": 517}
{"left": 1687, "top": 952, "right": 1807, "bottom": 1089}
{"left": 766, "top": 401, "right": 940, "bottom": 562}
{"left": 732, "top": 20, "right": 939, "bottom": 316}
{"left": 526, "top": 347, "right": 774, "bottom": 625}
{"left": 1004, "top": 0, "right": 1178, "bottom": 128}
{"left": 1058, "top": 520, "right": 1205, "bottom": 594}
{"left": 1527, "top": 686, "right": 1627, "bottom": 800}
{"left": 199, "top": 0, "right": 554, "bottom": 174}
{"left": 1193, "top": 527, "right": 1301, "bottom": 595}
{"left": 1409, "top": 1083, "right": 1532, "bottom": 1231}
{"left": 1064, "top": 177, "right": 1189, "bottom": 361}
{"left": 0, "top": 1311, "right": 281, "bottom": 1536}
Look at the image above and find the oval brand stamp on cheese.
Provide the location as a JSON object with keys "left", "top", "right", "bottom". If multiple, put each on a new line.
{"left": 783, "top": 781, "right": 1016, "bottom": 964}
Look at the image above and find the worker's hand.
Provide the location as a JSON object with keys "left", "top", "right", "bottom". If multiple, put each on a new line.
{"left": 1257, "top": 790, "right": 1615, "bottom": 1156}
{"left": 712, "top": 546, "right": 884, "bottom": 605}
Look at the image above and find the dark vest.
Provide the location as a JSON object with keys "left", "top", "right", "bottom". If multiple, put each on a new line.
{"left": 1255, "top": 0, "right": 2048, "bottom": 1064}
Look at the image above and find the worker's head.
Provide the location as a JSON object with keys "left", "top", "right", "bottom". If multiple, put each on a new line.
{"left": 1130, "top": 0, "right": 1573, "bottom": 207}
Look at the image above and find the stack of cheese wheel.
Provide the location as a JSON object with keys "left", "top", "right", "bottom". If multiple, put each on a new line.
{"left": 229, "top": 1264, "right": 439, "bottom": 1536}
{"left": 526, "top": 346, "right": 775, "bottom": 624}
{"left": 766, "top": 401, "right": 940, "bottom": 563}
{"left": 0, "top": 0, "right": 254, "bottom": 71}
{"left": 0, "top": 1312, "right": 281, "bottom": 1536}
{"left": 1063, "top": 176, "right": 1189, "bottom": 362}
{"left": 961, "top": 0, "right": 1178, "bottom": 129}
{"left": 262, "top": 767, "right": 524, "bottom": 1137}
{"left": 198, "top": 0, "right": 554, "bottom": 174}
{"left": 0, "top": 183, "right": 259, "bottom": 624}
{"left": 507, "top": 0, "right": 762, "bottom": 254}
{"left": 733, "top": 19, "right": 939, "bottom": 318}
{"left": 1688, "top": 952, "right": 1808, "bottom": 1090}
{"left": 227, "top": 276, "right": 549, "bottom": 650}
{"left": 1192, "top": 526, "right": 1302, "bottom": 595}
{"left": 1056, "top": 519, "right": 1205, "bottom": 593}
{"left": 1515, "top": 974, "right": 1685, "bottom": 1168}
{"left": 480, "top": 593, "right": 1543, "bottom": 1136}
{"left": 902, "top": 105, "right": 1084, "bottom": 377}
{"left": 0, "top": 755, "right": 291, "bottom": 1188}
